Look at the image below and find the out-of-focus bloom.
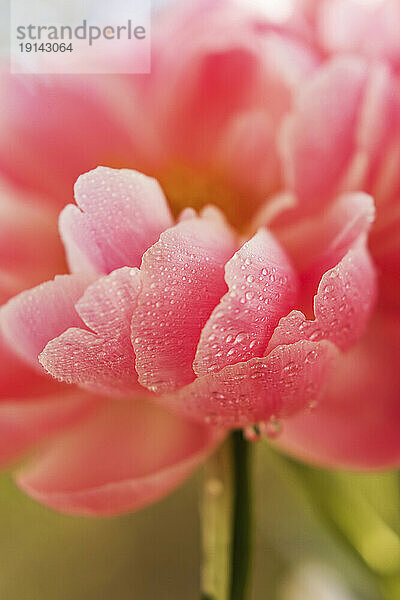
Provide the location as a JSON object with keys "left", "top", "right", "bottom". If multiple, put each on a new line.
{"left": 294, "top": 0, "right": 400, "bottom": 73}
{"left": 0, "top": 0, "right": 317, "bottom": 226}
{"left": 0, "top": 0, "right": 399, "bottom": 516}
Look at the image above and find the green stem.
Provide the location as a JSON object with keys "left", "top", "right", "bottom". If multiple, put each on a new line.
{"left": 230, "top": 431, "right": 253, "bottom": 600}
{"left": 201, "top": 431, "right": 253, "bottom": 600}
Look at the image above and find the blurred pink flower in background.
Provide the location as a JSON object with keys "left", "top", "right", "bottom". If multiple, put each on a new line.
{"left": 0, "top": 0, "right": 399, "bottom": 515}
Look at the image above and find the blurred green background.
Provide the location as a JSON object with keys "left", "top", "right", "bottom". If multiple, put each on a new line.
{"left": 0, "top": 442, "right": 399, "bottom": 599}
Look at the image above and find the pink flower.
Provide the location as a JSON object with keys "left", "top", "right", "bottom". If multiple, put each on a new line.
{"left": 0, "top": 0, "right": 399, "bottom": 517}
{"left": 0, "top": 165, "right": 376, "bottom": 514}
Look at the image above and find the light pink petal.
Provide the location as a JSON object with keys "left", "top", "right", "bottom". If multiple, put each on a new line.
{"left": 16, "top": 398, "right": 223, "bottom": 516}
{"left": 318, "top": 0, "right": 400, "bottom": 71}
{"left": 0, "top": 392, "right": 97, "bottom": 468}
{"left": 281, "top": 57, "right": 368, "bottom": 212}
{"left": 0, "top": 274, "right": 92, "bottom": 371}
{"left": 356, "top": 63, "right": 400, "bottom": 188}
{"left": 317, "top": 0, "right": 372, "bottom": 56}
{"left": 40, "top": 268, "right": 142, "bottom": 394}
{"left": 194, "top": 229, "right": 298, "bottom": 376}
{"left": 160, "top": 339, "right": 336, "bottom": 427}
{"left": 280, "top": 57, "right": 400, "bottom": 222}
{"left": 274, "top": 315, "right": 400, "bottom": 469}
{"left": 131, "top": 215, "right": 238, "bottom": 393}
{"left": 268, "top": 240, "right": 377, "bottom": 352}
{"left": 60, "top": 167, "right": 173, "bottom": 275}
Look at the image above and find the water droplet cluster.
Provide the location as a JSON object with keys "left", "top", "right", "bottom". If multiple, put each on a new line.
{"left": 194, "top": 229, "right": 297, "bottom": 376}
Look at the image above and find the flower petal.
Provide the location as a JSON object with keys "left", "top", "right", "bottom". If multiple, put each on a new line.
{"left": 40, "top": 268, "right": 142, "bottom": 394}
{"left": 16, "top": 398, "right": 223, "bottom": 516}
{"left": 272, "top": 191, "right": 375, "bottom": 304}
{"left": 217, "top": 110, "right": 280, "bottom": 202}
{"left": 0, "top": 391, "right": 97, "bottom": 468}
{"left": 59, "top": 167, "right": 173, "bottom": 274}
{"left": 131, "top": 213, "right": 237, "bottom": 393}
{"left": 0, "top": 178, "right": 65, "bottom": 298}
{"left": 193, "top": 229, "right": 298, "bottom": 376}
{"left": 318, "top": 0, "right": 400, "bottom": 71}
{"left": 0, "top": 274, "right": 92, "bottom": 370}
{"left": 273, "top": 315, "right": 400, "bottom": 469}
{"left": 0, "top": 329, "right": 61, "bottom": 401}
{"left": 268, "top": 239, "right": 377, "bottom": 352}
{"left": 0, "top": 74, "right": 137, "bottom": 207}
{"left": 281, "top": 57, "right": 368, "bottom": 212}
{"left": 160, "top": 339, "right": 336, "bottom": 427}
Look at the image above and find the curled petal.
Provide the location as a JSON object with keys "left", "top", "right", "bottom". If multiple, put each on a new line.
{"left": 60, "top": 167, "right": 173, "bottom": 274}
{"left": 0, "top": 274, "right": 92, "bottom": 370}
{"left": 160, "top": 339, "right": 337, "bottom": 427}
{"left": 273, "top": 192, "right": 375, "bottom": 305}
{"left": 268, "top": 240, "right": 377, "bottom": 352}
{"left": 40, "top": 268, "right": 142, "bottom": 394}
{"left": 194, "top": 228, "right": 298, "bottom": 376}
{"left": 131, "top": 214, "right": 237, "bottom": 393}
{"left": 16, "top": 398, "right": 223, "bottom": 516}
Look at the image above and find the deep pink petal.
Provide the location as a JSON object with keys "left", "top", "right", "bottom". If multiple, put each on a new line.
{"left": 60, "top": 167, "right": 173, "bottom": 274}
{"left": 40, "top": 268, "right": 142, "bottom": 394}
{"left": 194, "top": 229, "right": 298, "bottom": 376}
{"left": 274, "top": 314, "right": 400, "bottom": 469}
{"left": 371, "top": 201, "right": 400, "bottom": 310}
{"left": 0, "top": 274, "right": 92, "bottom": 370}
{"left": 16, "top": 398, "right": 223, "bottom": 516}
{"left": 0, "top": 392, "right": 97, "bottom": 468}
{"left": 0, "top": 330, "right": 61, "bottom": 401}
{"left": 268, "top": 240, "right": 377, "bottom": 353}
{"left": 160, "top": 339, "right": 336, "bottom": 427}
{"left": 131, "top": 213, "right": 237, "bottom": 393}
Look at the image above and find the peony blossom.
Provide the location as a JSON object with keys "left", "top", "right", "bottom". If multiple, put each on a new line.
{"left": 0, "top": 0, "right": 399, "bottom": 518}
{"left": 0, "top": 165, "right": 376, "bottom": 514}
